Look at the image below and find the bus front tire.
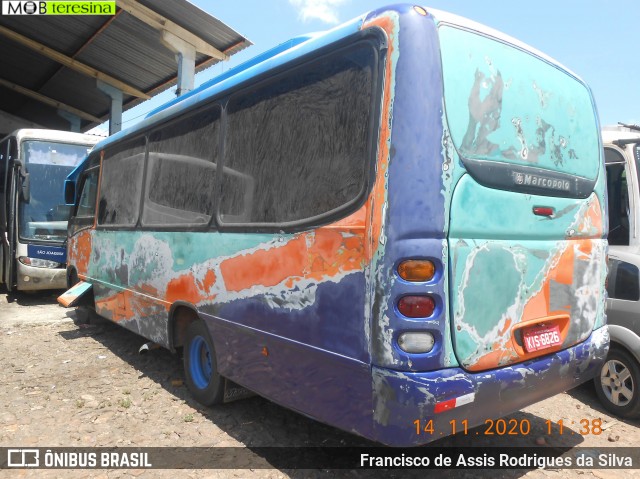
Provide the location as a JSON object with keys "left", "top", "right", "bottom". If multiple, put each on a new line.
{"left": 594, "top": 348, "right": 640, "bottom": 419}
{"left": 183, "top": 320, "right": 224, "bottom": 407}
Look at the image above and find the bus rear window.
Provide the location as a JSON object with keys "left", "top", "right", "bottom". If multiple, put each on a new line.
{"left": 440, "top": 26, "right": 599, "bottom": 180}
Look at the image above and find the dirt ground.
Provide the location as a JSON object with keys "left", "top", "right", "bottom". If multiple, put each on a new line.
{"left": 1, "top": 287, "right": 640, "bottom": 478}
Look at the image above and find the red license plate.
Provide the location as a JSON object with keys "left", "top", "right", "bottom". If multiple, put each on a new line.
{"left": 522, "top": 324, "right": 561, "bottom": 353}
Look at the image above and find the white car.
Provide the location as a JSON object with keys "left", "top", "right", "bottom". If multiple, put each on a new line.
{"left": 598, "top": 124, "right": 640, "bottom": 418}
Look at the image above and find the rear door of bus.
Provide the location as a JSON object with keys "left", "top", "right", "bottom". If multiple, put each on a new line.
{"left": 439, "top": 25, "right": 606, "bottom": 371}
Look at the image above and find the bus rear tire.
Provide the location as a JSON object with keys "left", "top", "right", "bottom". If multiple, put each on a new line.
{"left": 183, "top": 320, "right": 224, "bottom": 406}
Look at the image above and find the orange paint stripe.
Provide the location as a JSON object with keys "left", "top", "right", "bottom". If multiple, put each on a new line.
{"left": 363, "top": 14, "right": 396, "bottom": 261}
{"left": 220, "top": 235, "right": 308, "bottom": 292}
{"left": 220, "top": 229, "right": 367, "bottom": 293}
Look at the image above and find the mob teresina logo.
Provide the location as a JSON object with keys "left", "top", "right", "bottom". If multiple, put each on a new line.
{"left": 513, "top": 172, "right": 571, "bottom": 192}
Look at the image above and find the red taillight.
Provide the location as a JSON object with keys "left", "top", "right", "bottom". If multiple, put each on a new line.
{"left": 533, "top": 206, "right": 555, "bottom": 217}
{"left": 398, "top": 295, "right": 435, "bottom": 318}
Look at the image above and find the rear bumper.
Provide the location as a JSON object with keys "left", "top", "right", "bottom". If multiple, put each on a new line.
{"left": 371, "top": 326, "right": 609, "bottom": 446}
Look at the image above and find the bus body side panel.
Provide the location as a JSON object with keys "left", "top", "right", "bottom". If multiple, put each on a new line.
{"left": 68, "top": 228, "right": 93, "bottom": 281}
{"left": 200, "top": 228, "right": 370, "bottom": 363}
{"left": 204, "top": 217, "right": 373, "bottom": 435}
{"left": 74, "top": 223, "right": 375, "bottom": 435}
{"left": 201, "top": 298, "right": 374, "bottom": 439}
{"left": 78, "top": 230, "right": 174, "bottom": 347}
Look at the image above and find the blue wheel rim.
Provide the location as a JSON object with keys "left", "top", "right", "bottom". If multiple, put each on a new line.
{"left": 189, "top": 336, "right": 213, "bottom": 389}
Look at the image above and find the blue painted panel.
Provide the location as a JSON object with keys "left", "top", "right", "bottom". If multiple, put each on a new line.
{"left": 203, "top": 312, "right": 375, "bottom": 441}
{"left": 205, "top": 272, "right": 369, "bottom": 362}
{"left": 27, "top": 243, "right": 66, "bottom": 263}
{"left": 369, "top": 8, "right": 452, "bottom": 371}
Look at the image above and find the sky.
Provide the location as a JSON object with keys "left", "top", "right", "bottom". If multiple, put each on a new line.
{"left": 105, "top": 0, "right": 639, "bottom": 134}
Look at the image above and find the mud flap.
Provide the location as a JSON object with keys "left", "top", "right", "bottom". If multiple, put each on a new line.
{"left": 57, "top": 281, "right": 93, "bottom": 308}
{"left": 223, "top": 379, "right": 255, "bottom": 403}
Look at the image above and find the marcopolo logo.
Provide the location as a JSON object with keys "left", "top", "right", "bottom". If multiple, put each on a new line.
{"left": 513, "top": 171, "right": 571, "bottom": 192}
{"left": 1, "top": 1, "right": 116, "bottom": 15}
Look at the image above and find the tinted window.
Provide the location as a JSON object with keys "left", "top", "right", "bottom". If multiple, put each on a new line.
{"left": 221, "top": 42, "right": 376, "bottom": 226}
{"left": 605, "top": 148, "right": 625, "bottom": 164}
{"left": 606, "top": 159, "right": 630, "bottom": 246}
{"left": 608, "top": 259, "right": 640, "bottom": 301}
{"left": 77, "top": 169, "right": 99, "bottom": 218}
{"left": 97, "top": 137, "right": 145, "bottom": 226}
{"left": 142, "top": 107, "right": 220, "bottom": 226}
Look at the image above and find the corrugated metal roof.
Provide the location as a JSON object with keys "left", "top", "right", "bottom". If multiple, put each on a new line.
{"left": 138, "top": 0, "right": 251, "bottom": 54}
{"left": 0, "top": 0, "right": 251, "bottom": 136}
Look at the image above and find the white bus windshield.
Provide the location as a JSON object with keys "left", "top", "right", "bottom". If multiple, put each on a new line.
{"left": 19, "top": 140, "right": 91, "bottom": 243}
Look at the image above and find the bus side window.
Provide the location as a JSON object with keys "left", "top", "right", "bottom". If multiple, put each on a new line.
{"left": 142, "top": 106, "right": 220, "bottom": 227}
{"left": 77, "top": 170, "right": 99, "bottom": 218}
{"left": 605, "top": 148, "right": 630, "bottom": 246}
{"left": 219, "top": 167, "right": 254, "bottom": 223}
{"left": 97, "top": 137, "right": 146, "bottom": 227}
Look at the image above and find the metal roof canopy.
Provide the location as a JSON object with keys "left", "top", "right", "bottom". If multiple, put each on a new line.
{"left": 0, "top": 0, "right": 251, "bottom": 137}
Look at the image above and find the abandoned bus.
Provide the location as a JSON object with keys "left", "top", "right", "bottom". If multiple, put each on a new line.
{"left": 59, "top": 5, "right": 608, "bottom": 446}
{"left": 0, "top": 129, "right": 98, "bottom": 292}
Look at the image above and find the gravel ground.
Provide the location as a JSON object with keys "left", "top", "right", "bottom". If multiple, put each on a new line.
{"left": 1, "top": 287, "right": 639, "bottom": 478}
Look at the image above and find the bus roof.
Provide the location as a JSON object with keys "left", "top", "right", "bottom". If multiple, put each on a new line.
{"left": 86, "top": 4, "right": 583, "bottom": 155}
{"left": 89, "top": 12, "right": 366, "bottom": 155}
{"left": 428, "top": 8, "right": 581, "bottom": 80}
{"left": 5, "top": 129, "right": 102, "bottom": 146}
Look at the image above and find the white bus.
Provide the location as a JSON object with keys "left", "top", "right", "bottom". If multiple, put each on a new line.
{"left": 0, "top": 129, "right": 99, "bottom": 292}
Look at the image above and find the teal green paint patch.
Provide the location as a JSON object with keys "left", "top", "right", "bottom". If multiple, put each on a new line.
{"left": 146, "top": 232, "right": 278, "bottom": 272}
{"left": 89, "top": 231, "right": 279, "bottom": 280}
{"left": 459, "top": 245, "right": 520, "bottom": 337}
{"left": 439, "top": 238, "right": 458, "bottom": 367}
{"left": 440, "top": 25, "right": 599, "bottom": 180}
{"left": 454, "top": 328, "right": 477, "bottom": 360}
{"left": 449, "top": 175, "right": 589, "bottom": 239}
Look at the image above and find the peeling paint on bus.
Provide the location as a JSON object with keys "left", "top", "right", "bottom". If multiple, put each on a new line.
{"left": 62, "top": 4, "right": 608, "bottom": 447}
